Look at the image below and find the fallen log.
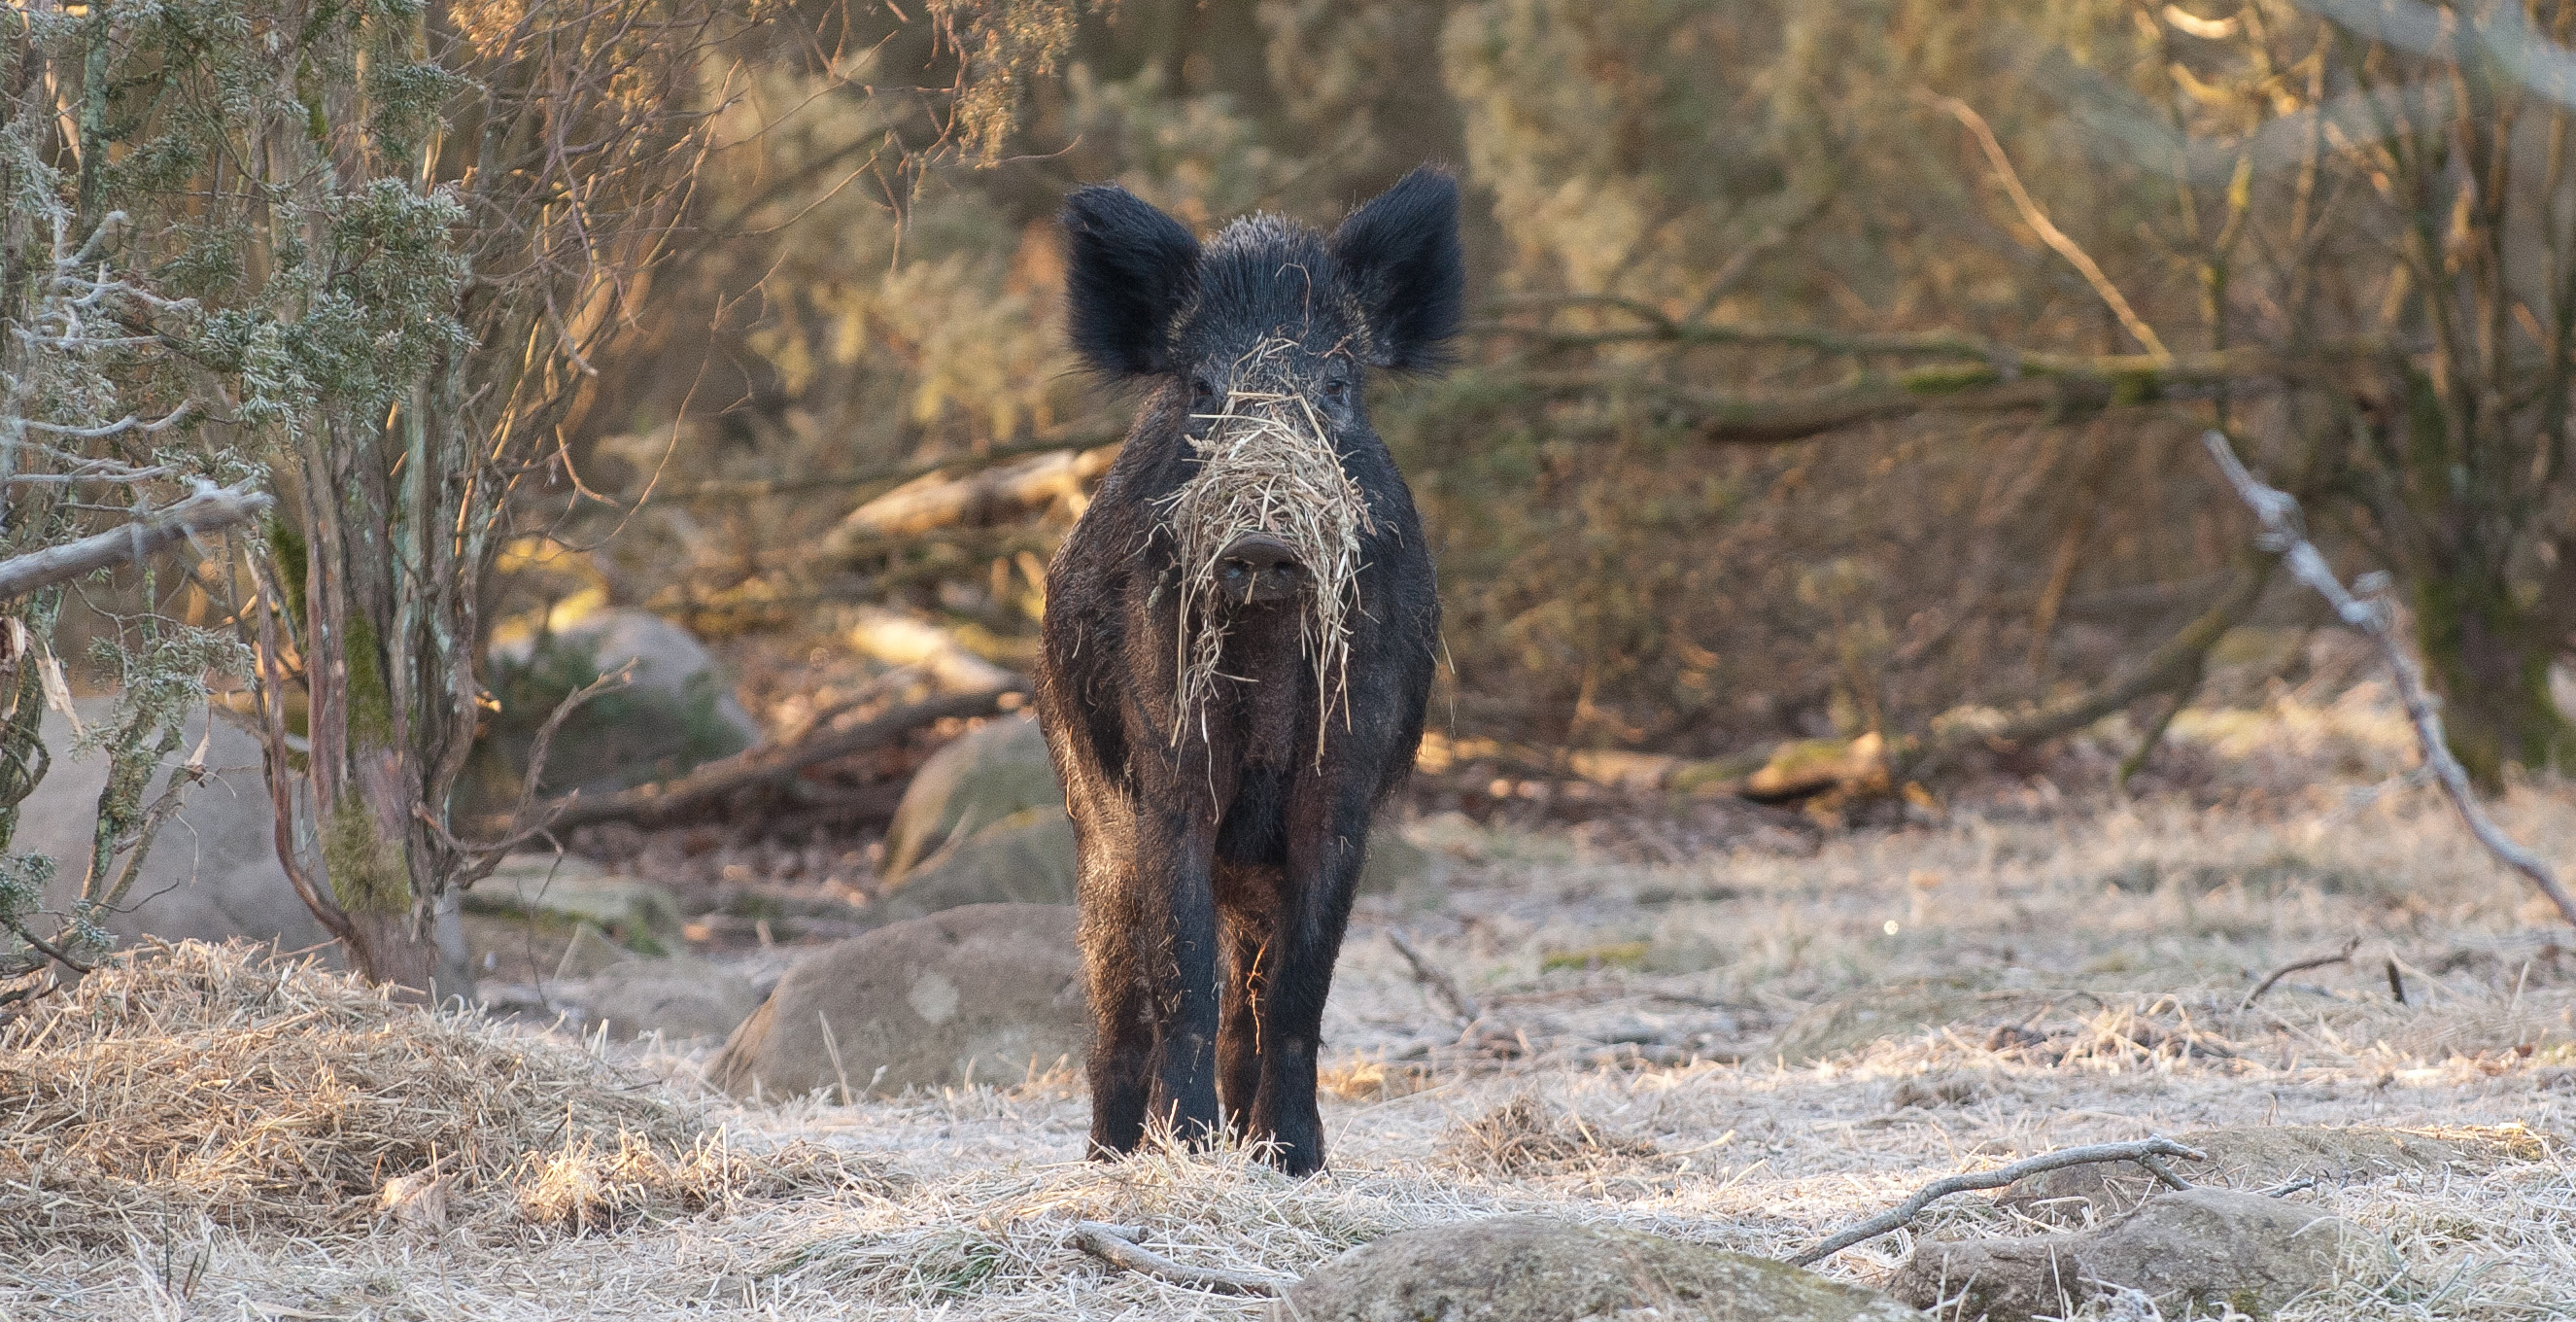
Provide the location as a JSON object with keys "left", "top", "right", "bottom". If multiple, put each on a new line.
{"left": 540, "top": 686, "right": 1026, "bottom": 831}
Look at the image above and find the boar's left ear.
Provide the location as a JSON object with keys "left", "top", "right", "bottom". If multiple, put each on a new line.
{"left": 1330, "top": 166, "right": 1465, "bottom": 371}
{"left": 1061, "top": 184, "right": 1201, "bottom": 376}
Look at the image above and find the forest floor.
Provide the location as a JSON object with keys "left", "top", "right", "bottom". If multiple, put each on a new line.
{"left": 6, "top": 680, "right": 2575, "bottom": 1320}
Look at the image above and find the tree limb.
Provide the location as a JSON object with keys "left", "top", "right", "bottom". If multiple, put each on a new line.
{"left": 672, "top": 432, "right": 1120, "bottom": 503}
{"left": 1903, "top": 558, "right": 2275, "bottom": 782}
{"left": 2238, "top": 936, "right": 2361, "bottom": 1010}
{"left": 540, "top": 686, "right": 1026, "bottom": 831}
{"left": 0, "top": 482, "right": 270, "bottom": 601}
{"left": 1071, "top": 1222, "right": 1290, "bottom": 1297}
{"left": 1789, "top": 1136, "right": 2208, "bottom": 1268}
{"left": 2204, "top": 430, "right": 2576, "bottom": 929}
{"left": 1388, "top": 929, "right": 1480, "bottom": 1023}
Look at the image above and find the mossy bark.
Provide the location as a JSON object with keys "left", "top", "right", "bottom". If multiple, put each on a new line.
{"left": 2413, "top": 572, "right": 2574, "bottom": 793}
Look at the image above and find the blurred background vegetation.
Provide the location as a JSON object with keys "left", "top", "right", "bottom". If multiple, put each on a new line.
{"left": 524, "top": 0, "right": 2576, "bottom": 794}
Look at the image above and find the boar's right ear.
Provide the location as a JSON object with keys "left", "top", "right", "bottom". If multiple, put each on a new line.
{"left": 1061, "top": 185, "right": 1200, "bottom": 376}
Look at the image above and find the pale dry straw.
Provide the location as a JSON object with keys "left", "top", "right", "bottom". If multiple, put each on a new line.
{"left": 1157, "top": 338, "right": 1374, "bottom": 758}
{"left": 0, "top": 939, "right": 880, "bottom": 1248}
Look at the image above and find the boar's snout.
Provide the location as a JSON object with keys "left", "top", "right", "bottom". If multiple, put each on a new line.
{"left": 1217, "top": 534, "right": 1302, "bottom": 605}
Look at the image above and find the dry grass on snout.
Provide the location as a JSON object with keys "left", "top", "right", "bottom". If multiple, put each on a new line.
{"left": 1157, "top": 337, "right": 1373, "bottom": 750}
{"left": 0, "top": 940, "right": 883, "bottom": 1250}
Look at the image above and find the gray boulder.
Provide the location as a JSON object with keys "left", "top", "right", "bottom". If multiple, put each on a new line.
{"left": 881, "top": 713, "right": 1061, "bottom": 884}
{"left": 479, "top": 608, "right": 760, "bottom": 802}
{"left": 582, "top": 955, "right": 760, "bottom": 1041}
{"left": 1890, "top": 1188, "right": 2391, "bottom": 1321}
{"left": 881, "top": 807, "right": 1079, "bottom": 916}
{"left": 710, "top": 903, "right": 1086, "bottom": 1099}
{"left": 1275, "top": 1216, "right": 1925, "bottom": 1322}
{"left": 15, "top": 698, "right": 469, "bottom": 992}
{"left": 463, "top": 853, "right": 682, "bottom": 954}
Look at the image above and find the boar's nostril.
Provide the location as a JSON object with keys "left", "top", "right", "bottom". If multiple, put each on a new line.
{"left": 1218, "top": 534, "right": 1303, "bottom": 603}
{"left": 1219, "top": 534, "right": 1298, "bottom": 574}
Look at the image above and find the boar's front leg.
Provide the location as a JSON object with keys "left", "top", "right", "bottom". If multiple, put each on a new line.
{"left": 1247, "top": 782, "right": 1370, "bottom": 1176}
{"left": 1080, "top": 795, "right": 1224, "bottom": 1157}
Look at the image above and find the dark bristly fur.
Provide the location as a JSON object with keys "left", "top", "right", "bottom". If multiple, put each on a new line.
{"left": 1037, "top": 167, "right": 1461, "bottom": 1175}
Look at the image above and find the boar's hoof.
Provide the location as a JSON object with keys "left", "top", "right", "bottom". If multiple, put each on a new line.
{"left": 1218, "top": 534, "right": 1303, "bottom": 604}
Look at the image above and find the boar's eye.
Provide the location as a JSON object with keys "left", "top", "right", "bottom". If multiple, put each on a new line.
{"left": 1188, "top": 370, "right": 1219, "bottom": 410}
{"left": 1320, "top": 363, "right": 1353, "bottom": 405}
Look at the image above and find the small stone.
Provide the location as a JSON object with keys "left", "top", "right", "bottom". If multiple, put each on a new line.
{"left": 553, "top": 922, "right": 626, "bottom": 981}
{"left": 1275, "top": 1216, "right": 1927, "bottom": 1322}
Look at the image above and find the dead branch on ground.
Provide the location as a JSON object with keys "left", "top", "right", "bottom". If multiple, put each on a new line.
{"left": 672, "top": 433, "right": 1119, "bottom": 503}
{"left": 1071, "top": 1222, "right": 1290, "bottom": 1297}
{"left": 540, "top": 687, "right": 1025, "bottom": 832}
{"left": 1388, "top": 930, "right": 1480, "bottom": 1023}
{"left": 2204, "top": 430, "right": 2576, "bottom": 929}
{"left": 2239, "top": 936, "right": 2360, "bottom": 1010}
{"left": 1789, "top": 1136, "right": 2207, "bottom": 1268}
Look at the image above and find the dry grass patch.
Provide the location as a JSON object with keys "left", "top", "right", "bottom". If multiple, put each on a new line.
{"left": 1439, "top": 1095, "right": 1660, "bottom": 1175}
{"left": 0, "top": 940, "right": 883, "bottom": 1248}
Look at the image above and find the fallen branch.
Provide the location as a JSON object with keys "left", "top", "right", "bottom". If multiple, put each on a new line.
{"left": 1905, "top": 559, "right": 2274, "bottom": 783}
{"left": 671, "top": 432, "right": 1117, "bottom": 503}
{"left": 1388, "top": 929, "right": 1480, "bottom": 1023}
{"left": 541, "top": 687, "right": 1025, "bottom": 831}
{"left": 0, "top": 482, "right": 270, "bottom": 601}
{"left": 2238, "top": 936, "right": 2361, "bottom": 1010}
{"left": 1071, "top": 1222, "right": 1290, "bottom": 1297}
{"left": 1789, "top": 1136, "right": 2207, "bottom": 1268}
{"left": 2204, "top": 430, "right": 2576, "bottom": 929}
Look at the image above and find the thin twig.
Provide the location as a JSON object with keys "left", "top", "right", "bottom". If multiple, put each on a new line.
{"left": 2203, "top": 430, "right": 2576, "bottom": 929}
{"left": 1920, "top": 91, "right": 2171, "bottom": 361}
{"left": 1071, "top": 1222, "right": 1290, "bottom": 1297}
{"left": 1387, "top": 929, "right": 1480, "bottom": 1023}
{"left": 1789, "top": 1136, "right": 2207, "bottom": 1267}
{"left": 1, "top": 914, "right": 93, "bottom": 975}
{"left": 2239, "top": 936, "right": 2361, "bottom": 1010}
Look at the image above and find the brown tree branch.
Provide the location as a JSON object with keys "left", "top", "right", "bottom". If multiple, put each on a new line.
{"left": 540, "top": 686, "right": 1025, "bottom": 831}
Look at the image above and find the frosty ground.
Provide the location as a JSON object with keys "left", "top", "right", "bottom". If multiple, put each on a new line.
{"left": 4, "top": 685, "right": 2572, "bottom": 1321}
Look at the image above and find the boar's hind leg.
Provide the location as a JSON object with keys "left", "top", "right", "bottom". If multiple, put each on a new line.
{"left": 1251, "top": 803, "right": 1367, "bottom": 1176}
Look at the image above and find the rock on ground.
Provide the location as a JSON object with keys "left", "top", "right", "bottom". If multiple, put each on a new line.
{"left": 18, "top": 699, "right": 468, "bottom": 992}
{"left": 710, "top": 903, "right": 1086, "bottom": 1099}
{"left": 1890, "top": 1187, "right": 2394, "bottom": 1321}
{"left": 2002, "top": 1125, "right": 2534, "bottom": 1223}
{"left": 880, "top": 713, "right": 1061, "bottom": 885}
{"left": 580, "top": 955, "right": 760, "bottom": 1041}
{"left": 1274, "top": 1216, "right": 1926, "bottom": 1322}
{"left": 879, "top": 807, "right": 1078, "bottom": 916}
{"left": 479, "top": 608, "right": 761, "bottom": 801}
{"left": 462, "top": 854, "right": 682, "bottom": 953}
